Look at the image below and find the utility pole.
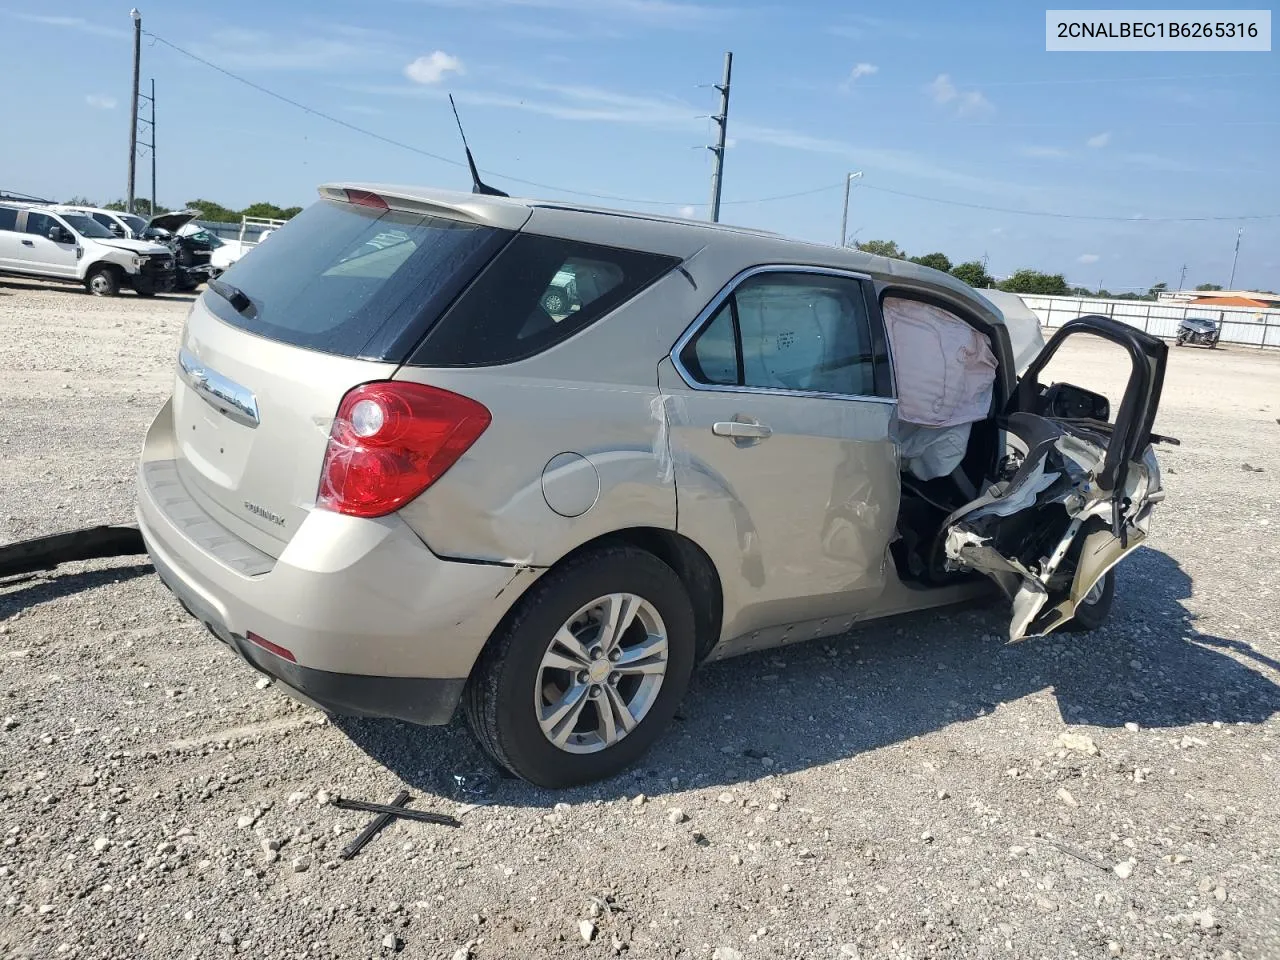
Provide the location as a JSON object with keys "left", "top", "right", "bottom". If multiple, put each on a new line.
{"left": 706, "top": 51, "right": 732, "bottom": 223}
{"left": 1178, "top": 263, "right": 1187, "bottom": 291}
{"left": 1228, "top": 228, "right": 1243, "bottom": 288}
{"left": 839, "top": 171, "right": 863, "bottom": 247}
{"left": 149, "top": 79, "right": 156, "bottom": 215}
{"left": 127, "top": 9, "right": 142, "bottom": 214}
{"left": 132, "top": 80, "right": 156, "bottom": 215}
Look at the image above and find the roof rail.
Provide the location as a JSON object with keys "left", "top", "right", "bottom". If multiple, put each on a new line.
{"left": 0, "top": 190, "right": 55, "bottom": 205}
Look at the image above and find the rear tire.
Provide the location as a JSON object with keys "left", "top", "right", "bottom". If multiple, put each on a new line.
{"left": 85, "top": 266, "right": 119, "bottom": 297}
{"left": 1060, "top": 569, "right": 1115, "bottom": 633}
{"left": 463, "top": 544, "right": 696, "bottom": 788}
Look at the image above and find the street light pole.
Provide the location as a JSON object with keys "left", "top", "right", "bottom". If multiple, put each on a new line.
{"left": 127, "top": 9, "right": 142, "bottom": 214}
{"left": 839, "top": 171, "right": 863, "bottom": 248}
{"left": 1228, "top": 228, "right": 1243, "bottom": 288}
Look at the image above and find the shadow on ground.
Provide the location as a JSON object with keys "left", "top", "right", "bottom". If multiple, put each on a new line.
{"left": 337, "top": 546, "right": 1280, "bottom": 807}
{"left": 0, "top": 563, "right": 155, "bottom": 616}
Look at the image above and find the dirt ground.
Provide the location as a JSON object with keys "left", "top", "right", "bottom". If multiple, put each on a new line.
{"left": 1, "top": 277, "right": 1277, "bottom": 960}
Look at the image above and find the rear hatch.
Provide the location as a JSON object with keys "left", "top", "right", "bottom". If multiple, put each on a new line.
{"left": 169, "top": 190, "right": 521, "bottom": 556}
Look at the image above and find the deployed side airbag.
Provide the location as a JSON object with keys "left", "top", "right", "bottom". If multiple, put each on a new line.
{"left": 883, "top": 297, "right": 998, "bottom": 428}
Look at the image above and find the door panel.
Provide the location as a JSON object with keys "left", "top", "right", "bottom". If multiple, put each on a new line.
{"left": 659, "top": 361, "right": 899, "bottom": 644}
{"left": 21, "top": 212, "right": 78, "bottom": 278}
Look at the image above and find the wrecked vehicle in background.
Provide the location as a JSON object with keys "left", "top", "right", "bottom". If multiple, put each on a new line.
{"left": 142, "top": 211, "right": 216, "bottom": 292}
{"left": 1176, "top": 315, "right": 1220, "bottom": 348}
{"left": 134, "top": 183, "right": 1171, "bottom": 787}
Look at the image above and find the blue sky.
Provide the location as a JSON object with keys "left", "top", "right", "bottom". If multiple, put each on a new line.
{"left": 1, "top": 0, "right": 1276, "bottom": 290}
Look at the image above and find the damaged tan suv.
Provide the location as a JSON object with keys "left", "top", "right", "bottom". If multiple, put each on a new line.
{"left": 136, "top": 183, "right": 1170, "bottom": 787}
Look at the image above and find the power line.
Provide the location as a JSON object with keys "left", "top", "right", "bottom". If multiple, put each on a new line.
{"left": 856, "top": 183, "right": 1280, "bottom": 222}
{"left": 144, "top": 30, "right": 1280, "bottom": 224}
{"left": 144, "top": 30, "right": 690, "bottom": 207}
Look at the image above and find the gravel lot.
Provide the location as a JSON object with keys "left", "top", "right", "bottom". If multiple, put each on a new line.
{"left": 1, "top": 277, "right": 1277, "bottom": 960}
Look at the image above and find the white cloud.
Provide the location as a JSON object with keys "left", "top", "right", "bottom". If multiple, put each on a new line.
{"left": 678, "top": 205, "right": 696, "bottom": 218}
{"left": 927, "top": 73, "right": 957, "bottom": 104}
{"left": 849, "top": 63, "right": 878, "bottom": 81}
{"left": 191, "top": 28, "right": 390, "bottom": 71}
{"left": 1077, "top": 253, "right": 1100, "bottom": 264}
{"left": 1019, "top": 145, "right": 1069, "bottom": 159}
{"left": 405, "top": 51, "right": 465, "bottom": 84}
{"left": 4, "top": 12, "right": 127, "bottom": 38}
{"left": 85, "top": 94, "right": 117, "bottom": 110}
{"left": 402, "top": 0, "right": 722, "bottom": 28}
{"left": 1086, "top": 131, "right": 1111, "bottom": 149}
{"left": 354, "top": 78, "right": 1027, "bottom": 195}
{"left": 926, "top": 74, "right": 992, "bottom": 116}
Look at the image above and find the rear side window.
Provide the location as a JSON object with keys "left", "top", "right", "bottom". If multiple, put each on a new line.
{"left": 0, "top": 208, "right": 16, "bottom": 231}
{"left": 410, "top": 234, "right": 680, "bottom": 367}
{"left": 202, "top": 199, "right": 511, "bottom": 361}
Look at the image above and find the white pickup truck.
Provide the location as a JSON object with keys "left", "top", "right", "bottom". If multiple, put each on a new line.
{"left": 0, "top": 200, "right": 175, "bottom": 296}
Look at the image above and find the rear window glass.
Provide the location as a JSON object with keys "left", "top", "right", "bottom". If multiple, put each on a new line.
{"left": 201, "top": 199, "right": 510, "bottom": 361}
{"left": 410, "top": 233, "right": 679, "bottom": 367}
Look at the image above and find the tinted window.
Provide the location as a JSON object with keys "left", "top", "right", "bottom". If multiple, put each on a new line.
{"left": 92, "top": 213, "right": 114, "bottom": 228}
{"left": 25, "top": 212, "right": 53, "bottom": 236}
{"left": 60, "top": 214, "right": 114, "bottom": 239}
{"left": 0, "top": 208, "right": 16, "bottom": 232}
{"left": 201, "top": 200, "right": 511, "bottom": 361}
{"left": 411, "top": 234, "right": 679, "bottom": 367}
{"left": 680, "top": 271, "right": 889, "bottom": 397}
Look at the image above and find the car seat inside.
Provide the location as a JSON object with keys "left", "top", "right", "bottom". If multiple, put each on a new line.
{"left": 882, "top": 295, "right": 1003, "bottom": 584}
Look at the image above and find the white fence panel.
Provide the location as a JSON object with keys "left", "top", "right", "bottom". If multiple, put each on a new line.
{"left": 1015, "top": 294, "right": 1279, "bottom": 348}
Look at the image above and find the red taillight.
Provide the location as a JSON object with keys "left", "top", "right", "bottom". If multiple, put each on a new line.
{"left": 344, "top": 188, "right": 389, "bottom": 210}
{"left": 316, "top": 381, "right": 491, "bottom": 519}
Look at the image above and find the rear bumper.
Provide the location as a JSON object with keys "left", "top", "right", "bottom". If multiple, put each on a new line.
{"left": 135, "top": 401, "right": 538, "bottom": 724}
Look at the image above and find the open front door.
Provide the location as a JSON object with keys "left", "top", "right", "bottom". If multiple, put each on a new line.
{"left": 941, "top": 316, "right": 1172, "bottom": 641}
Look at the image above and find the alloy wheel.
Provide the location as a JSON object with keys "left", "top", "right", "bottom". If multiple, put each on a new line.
{"left": 534, "top": 593, "right": 669, "bottom": 754}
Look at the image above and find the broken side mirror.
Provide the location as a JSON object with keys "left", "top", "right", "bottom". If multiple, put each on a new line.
{"left": 1039, "top": 381, "right": 1110, "bottom": 422}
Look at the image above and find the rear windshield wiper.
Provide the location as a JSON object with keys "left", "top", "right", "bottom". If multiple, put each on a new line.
{"left": 208, "top": 278, "right": 257, "bottom": 318}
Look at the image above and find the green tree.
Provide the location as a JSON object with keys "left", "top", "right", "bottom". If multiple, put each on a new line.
{"left": 242, "top": 201, "right": 301, "bottom": 221}
{"left": 1195, "top": 283, "right": 1223, "bottom": 291}
{"left": 63, "top": 195, "right": 97, "bottom": 206}
{"left": 950, "top": 261, "right": 994, "bottom": 288}
{"left": 998, "top": 269, "right": 1069, "bottom": 296}
{"left": 1147, "top": 282, "right": 1168, "bottom": 301}
{"left": 100, "top": 198, "right": 169, "bottom": 216}
{"left": 855, "top": 239, "right": 906, "bottom": 259}
{"left": 909, "top": 252, "right": 953, "bottom": 273}
{"left": 184, "top": 198, "right": 240, "bottom": 222}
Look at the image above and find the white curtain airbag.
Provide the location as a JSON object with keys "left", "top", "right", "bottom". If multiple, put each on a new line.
{"left": 883, "top": 297, "right": 998, "bottom": 427}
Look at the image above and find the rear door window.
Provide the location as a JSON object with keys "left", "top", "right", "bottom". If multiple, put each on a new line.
{"left": 410, "top": 234, "right": 679, "bottom": 367}
{"left": 679, "top": 271, "right": 892, "bottom": 398}
{"left": 201, "top": 199, "right": 511, "bottom": 361}
{"left": 0, "top": 208, "right": 17, "bottom": 231}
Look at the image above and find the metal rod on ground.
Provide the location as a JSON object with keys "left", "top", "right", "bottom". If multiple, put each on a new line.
{"left": 839, "top": 171, "right": 863, "bottom": 248}
{"left": 339, "top": 790, "right": 410, "bottom": 860}
{"left": 706, "top": 51, "right": 733, "bottom": 224}
{"left": 127, "top": 9, "right": 142, "bottom": 214}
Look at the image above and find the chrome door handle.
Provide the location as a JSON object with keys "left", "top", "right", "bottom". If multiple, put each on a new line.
{"left": 713, "top": 420, "right": 772, "bottom": 439}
